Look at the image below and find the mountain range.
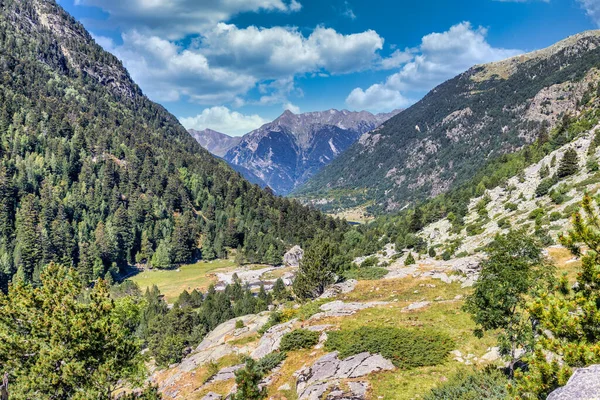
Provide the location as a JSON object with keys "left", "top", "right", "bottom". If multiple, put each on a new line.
{"left": 295, "top": 30, "right": 600, "bottom": 213}
{"left": 190, "top": 109, "right": 401, "bottom": 194}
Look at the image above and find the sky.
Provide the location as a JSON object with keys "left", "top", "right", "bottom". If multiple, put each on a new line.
{"left": 58, "top": 0, "right": 599, "bottom": 136}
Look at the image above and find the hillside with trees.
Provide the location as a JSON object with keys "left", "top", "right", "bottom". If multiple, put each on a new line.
{"left": 0, "top": 0, "right": 347, "bottom": 289}
{"left": 295, "top": 31, "right": 600, "bottom": 214}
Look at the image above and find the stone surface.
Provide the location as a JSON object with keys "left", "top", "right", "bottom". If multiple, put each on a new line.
{"left": 404, "top": 301, "right": 430, "bottom": 311}
{"left": 207, "top": 364, "right": 244, "bottom": 383}
{"left": 296, "top": 352, "right": 394, "bottom": 399}
{"left": 320, "top": 280, "right": 358, "bottom": 299}
{"left": 201, "top": 392, "right": 222, "bottom": 400}
{"left": 251, "top": 319, "right": 298, "bottom": 359}
{"left": 310, "top": 301, "right": 389, "bottom": 320}
{"left": 547, "top": 364, "right": 600, "bottom": 400}
{"left": 284, "top": 245, "right": 304, "bottom": 267}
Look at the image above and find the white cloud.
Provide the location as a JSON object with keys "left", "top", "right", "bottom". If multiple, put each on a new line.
{"left": 346, "top": 22, "right": 522, "bottom": 112}
{"left": 283, "top": 102, "right": 301, "bottom": 113}
{"left": 579, "top": 0, "right": 600, "bottom": 26}
{"left": 75, "top": 0, "right": 302, "bottom": 39}
{"left": 201, "top": 24, "right": 384, "bottom": 77}
{"left": 103, "top": 24, "right": 385, "bottom": 104}
{"left": 179, "top": 106, "right": 268, "bottom": 136}
{"left": 343, "top": 1, "right": 356, "bottom": 20}
{"left": 106, "top": 30, "right": 256, "bottom": 103}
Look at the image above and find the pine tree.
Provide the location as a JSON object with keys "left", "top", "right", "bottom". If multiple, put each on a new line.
{"left": 557, "top": 148, "right": 579, "bottom": 178}
{"left": 14, "top": 194, "right": 41, "bottom": 283}
{"left": 0, "top": 263, "right": 145, "bottom": 397}
{"left": 293, "top": 237, "right": 343, "bottom": 300}
{"left": 409, "top": 208, "right": 424, "bottom": 232}
{"left": 233, "top": 358, "right": 267, "bottom": 400}
{"left": 273, "top": 278, "right": 287, "bottom": 301}
{"left": 170, "top": 212, "right": 196, "bottom": 264}
{"left": 151, "top": 240, "right": 171, "bottom": 269}
{"left": 404, "top": 252, "right": 415, "bottom": 266}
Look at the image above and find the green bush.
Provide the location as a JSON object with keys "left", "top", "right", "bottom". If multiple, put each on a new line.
{"left": 423, "top": 369, "right": 508, "bottom": 400}
{"left": 529, "top": 208, "right": 545, "bottom": 220}
{"left": 549, "top": 211, "right": 562, "bottom": 221}
{"left": 258, "top": 311, "right": 282, "bottom": 335}
{"left": 497, "top": 218, "right": 511, "bottom": 229}
{"left": 466, "top": 223, "right": 484, "bottom": 236}
{"left": 360, "top": 256, "right": 379, "bottom": 268}
{"left": 235, "top": 320, "right": 245, "bottom": 329}
{"left": 255, "top": 352, "right": 287, "bottom": 375}
{"left": 342, "top": 267, "right": 388, "bottom": 281}
{"left": 536, "top": 176, "right": 558, "bottom": 197}
{"left": 504, "top": 202, "right": 518, "bottom": 211}
{"left": 280, "top": 329, "right": 320, "bottom": 352}
{"left": 325, "top": 326, "right": 454, "bottom": 369}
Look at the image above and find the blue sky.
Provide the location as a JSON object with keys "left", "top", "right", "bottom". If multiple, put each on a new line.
{"left": 59, "top": 0, "right": 599, "bottom": 135}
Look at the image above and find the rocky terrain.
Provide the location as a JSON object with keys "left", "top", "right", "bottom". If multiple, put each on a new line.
{"left": 189, "top": 129, "right": 242, "bottom": 158}
{"left": 222, "top": 109, "right": 401, "bottom": 194}
{"left": 296, "top": 31, "right": 600, "bottom": 213}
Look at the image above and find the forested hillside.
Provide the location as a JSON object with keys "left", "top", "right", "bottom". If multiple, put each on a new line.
{"left": 296, "top": 31, "right": 600, "bottom": 213}
{"left": 0, "top": 0, "right": 346, "bottom": 288}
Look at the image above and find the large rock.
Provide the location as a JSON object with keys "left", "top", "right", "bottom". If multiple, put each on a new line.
{"left": 296, "top": 352, "right": 394, "bottom": 399}
{"left": 310, "top": 301, "right": 389, "bottom": 320}
{"left": 284, "top": 246, "right": 304, "bottom": 267}
{"left": 320, "top": 280, "right": 358, "bottom": 299}
{"left": 547, "top": 365, "right": 600, "bottom": 400}
{"left": 251, "top": 319, "right": 298, "bottom": 359}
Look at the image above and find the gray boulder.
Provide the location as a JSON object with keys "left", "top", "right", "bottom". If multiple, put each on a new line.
{"left": 547, "top": 365, "right": 600, "bottom": 400}
{"left": 320, "top": 280, "right": 358, "bottom": 299}
{"left": 284, "top": 245, "right": 304, "bottom": 267}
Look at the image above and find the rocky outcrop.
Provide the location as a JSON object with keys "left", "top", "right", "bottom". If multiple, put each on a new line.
{"left": 201, "top": 392, "right": 222, "bottom": 400}
{"left": 284, "top": 246, "right": 304, "bottom": 267}
{"left": 547, "top": 365, "right": 600, "bottom": 400}
{"left": 320, "top": 280, "right": 358, "bottom": 299}
{"left": 251, "top": 319, "right": 298, "bottom": 359}
{"left": 309, "top": 301, "right": 389, "bottom": 320}
{"left": 189, "top": 129, "right": 242, "bottom": 158}
{"left": 224, "top": 109, "right": 402, "bottom": 195}
{"left": 296, "top": 352, "right": 395, "bottom": 399}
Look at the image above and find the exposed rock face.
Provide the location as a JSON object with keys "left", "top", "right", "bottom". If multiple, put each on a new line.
{"left": 296, "top": 352, "right": 395, "bottom": 399}
{"left": 320, "top": 280, "right": 358, "bottom": 299}
{"left": 206, "top": 365, "right": 244, "bottom": 383}
{"left": 547, "top": 365, "right": 600, "bottom": 400}
{"left": 309, "top": 301, "right": 389, "bottom": 320}
{"left": 189, "top": 129, "right": 242, "bottom": 158}
{"left": 201, "top": 392, "right": 222, "bottom": 400}
{"left": 284, "top": 246, "right": 304, "bottom": 267}
{"left": 224, "top": 109, "right": 402, "bottom": 195}
{"left": 251, "top": 319, "right": 298, "bottom": 359}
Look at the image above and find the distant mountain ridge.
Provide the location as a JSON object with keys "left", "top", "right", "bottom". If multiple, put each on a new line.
{"left": 295, "top": 30, "right": 600, "bottom": 212}
{"left": 206, "top": 109, "right": 402, "bottom": 194}
{"left": 188, "top": 129, "right": 242, "bottom": 157}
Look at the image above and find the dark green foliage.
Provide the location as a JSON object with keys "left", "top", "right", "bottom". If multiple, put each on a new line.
{"left": 557, "top": 148, "right": 579, "bottom": 178}
{"left": 325, "top": 326, "right": 454, "bottom": 369}
{"left": 0, "top": 0, "right": 347, "bottom": 287}
{"left": 342, "top": 267, "right": 388, "bottom": 280}
{"left": 279, "top": 329, "right": 320, "bottom": 352}
{"left": 360, "top": 256, "right": 378, "bottom": 268}
{"left": 235, "top": 320, "right": 245, "bottom": 329}
{"left": 463, "top": 230, "right": 554, "bottom": 374}
{"left": 404, "top": 252, "right": 415, "bottom": 266}
{"left": 120, "top": 386, "right": 163, "bottom": 400}
{"left": 255, "top": 352, "right": 287, "bottom": 376}
{"left": 423, "top": 369, "right": 509, "bottom": 400}
{"left": 233, "top": 358, "right": 266, "bottom": 400}
{"left": 272, "top": 278, "right": 288, "bottom": 301}
{"left": 536, "top": 176, "right": 559, "bottom": 197}
{"left": 293, "top": 236, "right": 351, "bottom": 300}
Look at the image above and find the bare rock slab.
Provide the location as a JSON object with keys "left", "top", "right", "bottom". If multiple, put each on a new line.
{"left": 296, "top": 352, "right": 394, "bottom": 399}
{"left": 547, "top": 364, "right": 600, "bottom": 400}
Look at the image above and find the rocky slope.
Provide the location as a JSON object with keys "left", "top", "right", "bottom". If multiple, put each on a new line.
{"left": 189, "top": 129, "right": 242, "bottom": 158}
{"left": 223, "top": 109, "right": 401, "bottom": 195}
{"left": 296, "top": 30, "right": 600, "bottom": 213}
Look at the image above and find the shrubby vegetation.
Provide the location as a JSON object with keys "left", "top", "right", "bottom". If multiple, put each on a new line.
{"left": 279, "top": 329, "right": 320, "bottom": 352}
{"left": 325, "top": 326, "right": 454, "bottom": 368}
{"left": 423, "top": 369, "right": 509, "bottom": 400}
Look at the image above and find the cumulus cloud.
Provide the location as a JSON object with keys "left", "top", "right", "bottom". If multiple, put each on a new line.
{"left": 283, "top": 102, "right": 301, "bottom": 113}
{"left": 179, "top": 106, "right": 268, "bottom": 136}
{"left": 579, "top": 0, "right": 600, "bottom": 26}
{"left": 75, "top": 0, "right": 302, "bottom": 39}
{"left": 346, "top": 22, "right": 522, "bottom": 111}
{"left": 103, "top": 24, "right": 384, "bottom": 104}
